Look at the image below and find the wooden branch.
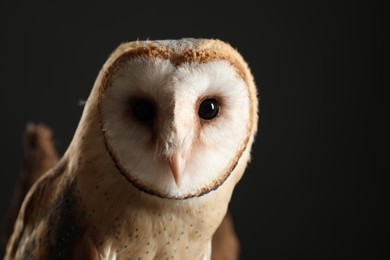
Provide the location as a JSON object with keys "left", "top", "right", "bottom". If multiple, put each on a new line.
{"left": 1, "top": 124, "right": 58, "bottom": 258}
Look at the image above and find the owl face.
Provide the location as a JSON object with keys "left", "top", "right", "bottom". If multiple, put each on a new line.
{"left": 98, "top": 40, "right": 256, "bottom": 199}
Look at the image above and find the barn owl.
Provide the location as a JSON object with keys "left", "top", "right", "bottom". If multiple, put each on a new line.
{"left": 5, "top": 38, "right": 258, "bottom": 259}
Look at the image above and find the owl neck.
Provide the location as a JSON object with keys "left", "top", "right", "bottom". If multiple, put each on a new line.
{"left": 69, "top": 147, "right": 226, "bottom": 259}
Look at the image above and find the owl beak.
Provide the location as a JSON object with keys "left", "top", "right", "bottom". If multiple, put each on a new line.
{"left": 168, "top": 155, "right": 186, "bottom": 187}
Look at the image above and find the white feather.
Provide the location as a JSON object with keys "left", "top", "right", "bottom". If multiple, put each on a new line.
{"left": 101, "top": 58, "right": 250, "bottom": 198}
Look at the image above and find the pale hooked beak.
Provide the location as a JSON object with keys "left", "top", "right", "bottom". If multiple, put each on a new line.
{"left": 168, "top": 154, "right": 187, "bottom": 187}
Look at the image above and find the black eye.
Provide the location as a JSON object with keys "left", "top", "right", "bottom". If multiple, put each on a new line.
{"left": 132, "top": 99, "right": 155, "bottom": 122}
{"left": 198, "top": 98, "right": 219, "bottom": 120}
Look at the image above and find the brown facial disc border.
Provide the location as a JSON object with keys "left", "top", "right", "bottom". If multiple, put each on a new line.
{"left": 98, "top": 43, "right": 253, "bottom": 200}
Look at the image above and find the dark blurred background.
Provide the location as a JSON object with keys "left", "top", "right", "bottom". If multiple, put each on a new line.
{"left": 0, "top": 1, "right": 388, "bottom": 259}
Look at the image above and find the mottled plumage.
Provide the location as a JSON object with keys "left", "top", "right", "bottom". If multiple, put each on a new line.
{"left": 5, "top": 39, "right": 258, "bottom": 259}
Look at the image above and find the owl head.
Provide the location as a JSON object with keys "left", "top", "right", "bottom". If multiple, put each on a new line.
{"left": 76, "top": 39, "right": 258, "bottom": 200}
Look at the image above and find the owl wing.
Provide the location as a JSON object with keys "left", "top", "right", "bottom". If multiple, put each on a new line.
{"left": 4, "top": 162, "right": 62, "bottom": 259}
{"left": 211, "top": 212, "right": 240, "bottom": 260}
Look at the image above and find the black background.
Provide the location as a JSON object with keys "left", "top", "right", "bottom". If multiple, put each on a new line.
{"left": 0, "top": 1, "right": 388, "bottom": 259}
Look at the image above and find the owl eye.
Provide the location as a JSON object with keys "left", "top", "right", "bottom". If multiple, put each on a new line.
{"left": 198, "top": 98, "right": 219, "bottom": 120}
{"left": 132, "top": 99, "right": 155, "bottom": 122}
